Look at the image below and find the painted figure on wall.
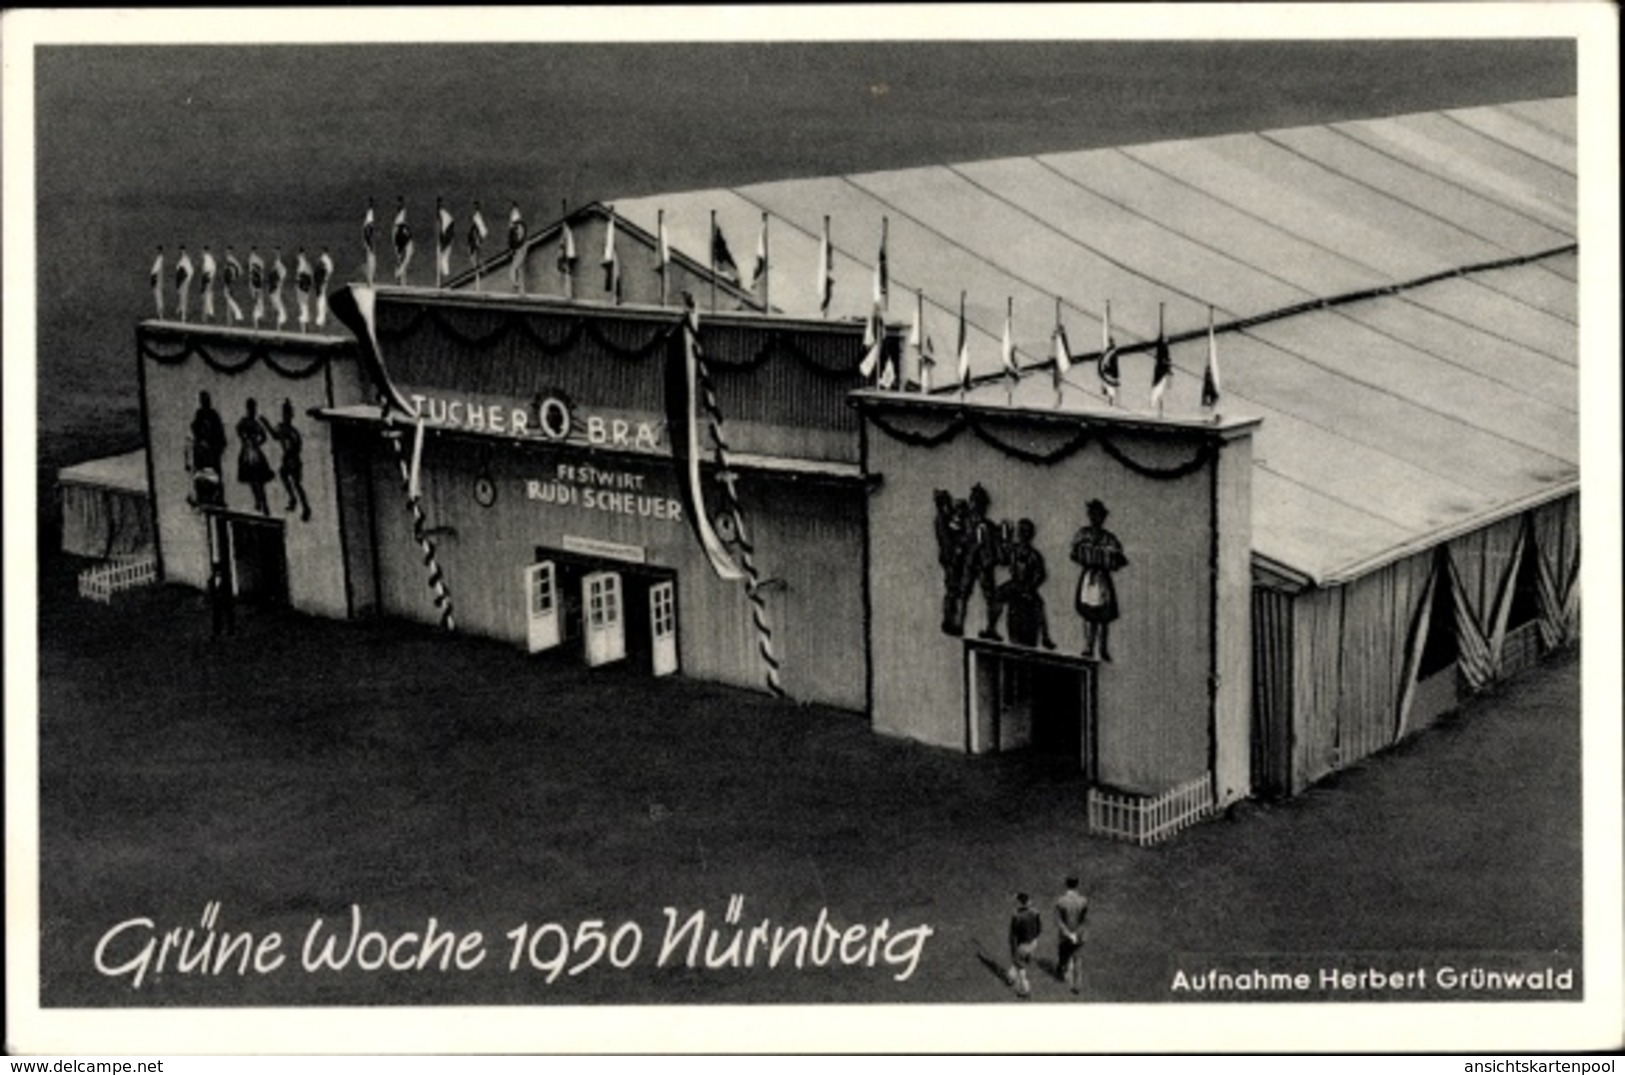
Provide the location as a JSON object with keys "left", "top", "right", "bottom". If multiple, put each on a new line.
{"left": 186, "top": 390, "right": 227, "bottom": 509}
{"left": 963, "top": 484, "right": 1004, "bottom": 640}
{"left": 1070, "top": 499, "right": 1127, "bottom": 661}
{"left": 235, "top": 398, "right": 275, "bottom": 516}
{"left": 986, "top": 518, "right": 1057, "bottom": 649}
{"left": 261, "top": 398, "right": 311, "bottom": 522}
{"left": 934, "top": 489, "right": 968, "bottom": 634}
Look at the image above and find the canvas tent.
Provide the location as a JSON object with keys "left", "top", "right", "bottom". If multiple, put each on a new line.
{"left": 610, "top": 95, "right": 1579, "bottom": 794}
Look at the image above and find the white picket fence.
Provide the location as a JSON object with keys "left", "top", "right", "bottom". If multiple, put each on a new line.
{"left": 77, "top": 553, "right": 159, "bottom": 604}
{"left": 1087, "top": 773, "right": 1215, "bottom": 847}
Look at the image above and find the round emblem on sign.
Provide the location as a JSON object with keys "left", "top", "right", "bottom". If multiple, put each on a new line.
{"left": 474, "top": 475, "right": 497, "bottom": 507}
{"left": 714, "top": 511, "right": 738, "bottom": 543}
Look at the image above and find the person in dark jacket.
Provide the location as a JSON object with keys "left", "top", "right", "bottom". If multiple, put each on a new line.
{"left": 1006, "top": 892, "right": 1042, "bottom": 999}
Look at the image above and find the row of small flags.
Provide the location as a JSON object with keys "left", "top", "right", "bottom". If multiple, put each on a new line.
{"left": 360, "top": 196, "right": 776, "bottom": 304}
{"left": 149, "top": 199, "right": 1223, "bottom": 408}
{"left": 850, "top": 218, "right": 1222, "bottom": 411}
{"left": 150, "top": 243, "right": 336, "bottom": 331}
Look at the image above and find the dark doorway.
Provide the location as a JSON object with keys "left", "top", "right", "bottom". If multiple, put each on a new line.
{"left": 212, "top": 512, "right": 288, "bottom": 607}
{"left": 968, "top": 644, "right": 1096, "bottom": 777}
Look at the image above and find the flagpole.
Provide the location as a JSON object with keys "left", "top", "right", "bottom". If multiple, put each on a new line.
{"left": 659, "top": 209, "right": 669, "bottom": 309}
{"left": 709, "top": 210, "right": 718, "bottom": 314}
{"left": 1158, "top": 301, "right": 1166, "bottom": 418}
{"left": 560, "top": 199, "right": 571, "bottom": 300}
{"left": 1005, "top": 296, "right": 1014, "bottom": 407}
{"left": 435, "top": 198, "right": 444, "bottom": 290}
{"left": 958, "top": 289, "right": 967, "bottom": 402}
{"left": 880, "top": 216, "right": 889, "bottom": 314}
{"left": 1055, "top": 294, "right": 1064, "bottom": 409}
{"left": 916, "top": 287, "right": 925, "bottom": 391}
{"left": 761, "top": 211, "right": 770, "bottom": 313}
{"left": 1103, "top": 298, "right": 1115, "bottom": 407}
{"left": 821, "top": 215, "right": 831, "bottom": 320}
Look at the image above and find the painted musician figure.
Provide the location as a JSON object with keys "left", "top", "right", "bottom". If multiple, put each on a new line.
{"left": 955, "top": 484, "right": 1005, "bottom": 641}
{"left": 986, "top": 518, "right": 1057, "bottom": 649}
{"left": 933, "top": 489, "right": 969, "bottom": 634}
{"left": 1070, "top": 499, "right": 1127, "bottom": 661}
{"left": 186, "top": 390, "right": 227, "bottom": 509}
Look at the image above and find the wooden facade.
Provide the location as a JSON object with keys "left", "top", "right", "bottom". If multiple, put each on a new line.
{"left": 857, "top": 393, "right": 1258, "bottom": 804}
{"left": 138, "top": 322, "right": 364, "bottom": 620}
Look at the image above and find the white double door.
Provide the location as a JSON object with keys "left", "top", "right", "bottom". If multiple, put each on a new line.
{"left": 524, "top": 561, "right": 676, "bottom": 676}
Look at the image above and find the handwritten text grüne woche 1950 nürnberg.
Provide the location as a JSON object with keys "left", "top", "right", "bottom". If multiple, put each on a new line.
{"left": 92, "top": 900, "right": 935, "bottom": 990}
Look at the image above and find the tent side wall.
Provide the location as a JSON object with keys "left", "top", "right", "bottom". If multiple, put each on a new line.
{"left": 1262, "top": 491, "right": 1579, "bottom": 796}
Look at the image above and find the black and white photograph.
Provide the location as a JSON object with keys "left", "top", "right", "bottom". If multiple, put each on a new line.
{"left": 4, "top": 5, "right": 1620, "bottom": 1056}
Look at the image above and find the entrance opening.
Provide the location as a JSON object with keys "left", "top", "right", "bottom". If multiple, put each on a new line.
{"left": 531, "top": 547, "right": 677, "bottom": 676}
{"left": 968, "top": 643, "right": 1096, "bottom": 775}
{"left": 210, "top": 511, "right": 288, "bottom": 607}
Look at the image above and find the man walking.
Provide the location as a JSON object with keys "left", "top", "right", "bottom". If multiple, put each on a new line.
{"left": 1006, "top": 892, "right": 1042, "bottom": 999}
{"left": 1055, "top": 873, "right": 1089, "bottom": 995}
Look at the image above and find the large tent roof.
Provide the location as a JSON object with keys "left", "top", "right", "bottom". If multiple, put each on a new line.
{"left": 616, "top": 97, "right": 1577, "bottom": 586}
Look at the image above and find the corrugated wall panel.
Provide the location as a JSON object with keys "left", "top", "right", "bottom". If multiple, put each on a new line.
{"left": 1213, "top": 435, "right": 1253, "bottom": 806}
{"left": 1290, "top": 585, "right": 1343, "bottom": 792}
{"left": 1250, "top": 586, "right": 1294, "bottom": 797}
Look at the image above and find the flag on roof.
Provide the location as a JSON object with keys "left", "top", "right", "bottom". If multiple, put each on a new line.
{"left": 436, "top": 199, "right": 455, "bottom": 279}
{"left": 175, "top": 247, "right": 194, "bottom": 321}
{"left": 1000, "top": 299, "right": 1018, "bottom": 383}
{"left": 658, "top": 215, "right": 672, "bottom": 273}
{"left": 223, "top": 248, "right": 244, "bottom": 323}
{"left": 873, "top": 220, "right": 889, "bottom": 309}
{"left": 248, "top": 248, "right": 265, "bottom": 326}
{"left": 712, "top": 221, "right": 739, "bottom": 285}
{"left": 920, "top": 335, "right": 936, "bottom": 393}
{"left": 878, "top": 351, "right": 897, "bottom": 390}
{"left": 1150, "top": 327, "right": 1173, "bottom": 412}
{"left": 1202, "top": 307, "right": 1221, "bottom": 409}
{"left": 751, "top": 214, "right": 768, "bottom": 295}
{"left": 316, "top": 249, "right": 334, "bottom": 326}
{"left": 817, "top": 216, "right": 833, "bottom": 316}
{"left": 908, "top": 290, "right": 923, "bottom": 388}
{"left": 363, "top": 199, "right": 377, "bottom": 284}
{"left": 508, "top": 203, "right": 527, "bottom": 250}
{"left": 295, "top": 249, "right": 313, "bottom": 327}
{"left": 557, "top": 220, "right": 576, "bottom": 272}
{"left": 270, "top": 250, "right": 288, "bottom": 328}
{"left": 392, "top": 199, "right": 413, "bottom": 283}
{"left": 468, "top": 203, "right": 488, "bottom": 262}
{"left": 509, "top": 203, "right": 527, "bottom": 293}
{"left": 859, "top": 303, "right": 885, "bottom": 380}
{"left": 1099, "top": 300, "right": 1120, "bottom": 405}
{"left": 956, "top": 293, "right": 971, "bottom": 392}
{"left": 201, "top": 248, "right": 218, "bottom": 322}
{"left": 602, "top": 209, "right": 621, "bottom": 296}
{"left": 1053, "top": 320, "right": 1072, "bottom": 399}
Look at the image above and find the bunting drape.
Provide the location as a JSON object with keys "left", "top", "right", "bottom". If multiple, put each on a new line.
{"left": 1443, "top": 513, "right": 1527, "bottom": 691}
{"left": 1530, "top": 494, "right": 1580, "bottom": 650}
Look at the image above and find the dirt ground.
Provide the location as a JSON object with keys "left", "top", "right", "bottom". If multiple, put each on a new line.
{"left": 33, "top": 554, "right": 1581, "bottom": 1009}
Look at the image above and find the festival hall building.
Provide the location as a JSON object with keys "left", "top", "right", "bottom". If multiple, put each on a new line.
{"left": 105, "top": 97, "right": 1577, "bottom": 843}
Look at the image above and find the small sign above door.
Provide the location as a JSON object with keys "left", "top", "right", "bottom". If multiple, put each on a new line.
{"left": 562, "top": 534, "right": 648, "bottom": 565}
